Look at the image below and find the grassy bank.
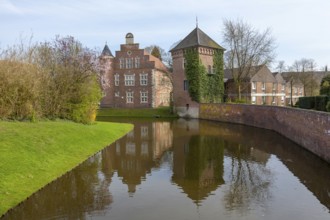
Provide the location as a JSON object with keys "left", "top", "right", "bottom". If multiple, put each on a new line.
{"left": 0, "top": 120, "right": 133, "bottom": 216}
{"left": 97, "top": 107, "right": 178, "bottom": 118}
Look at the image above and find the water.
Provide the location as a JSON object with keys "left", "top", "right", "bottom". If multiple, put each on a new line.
{"left": 2, "top": 118, "right": 330, "bottom": 220}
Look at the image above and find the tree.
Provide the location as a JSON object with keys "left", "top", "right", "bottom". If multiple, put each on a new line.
{"left": 320, "top": 74, "right": 330, "bottom": 96}
{"left": 145, "top": 45, "right": 173, "bottom": 70}
{"left": 290, "top": 58, "right": 318, "bottom": 96}
{"left": 0, "top": 35, "right": 101, "bottom": 123}
{"left": 223, "top": 19, "right": 276, "bottom": 100}
{"left": 276, "top": 60, "right": 286, "bottom": 73}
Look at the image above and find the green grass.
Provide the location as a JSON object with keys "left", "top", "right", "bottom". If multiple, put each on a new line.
{"left": 97, "top": 107, "right": 178, "bottom": 118}
{"left": 0, "top": 120, "right": 133, "bottom": 216}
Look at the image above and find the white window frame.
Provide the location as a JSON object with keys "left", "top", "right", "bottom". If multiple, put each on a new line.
{"left": 125, "top": 74, "right": 135, "bottom": 86}
{"left": 262, "top": 82, "right": 266, "bottom": 91}
{"left": 119, "top": 58, "right": 124, "bottom": 69}
{"left": 115, "top": 74, "right": 119, "bottom": 86}
{"left": 135, "top": 57, "right": 140, "bottom": 68}
{"left": 140, "top": 73, "right": 148, "bottom": 86}
{"left": 140, "top": 91, "right": 148, "bottom": 103}
{"left": 126, "top": 58, "right": 133, "bottom": 69}
{"left": 126, "top": 91, "right": 134, "bottom": 103}
{"left": 252, "top": 82, "right": 256, "bottom": 90}
{"left": 251, "top": 96, "right": 256, "bottom": 104}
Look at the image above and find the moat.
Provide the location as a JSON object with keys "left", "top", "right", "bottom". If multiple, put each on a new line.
{"left": 2, "top": 118, "right": 330, "bottom": 220}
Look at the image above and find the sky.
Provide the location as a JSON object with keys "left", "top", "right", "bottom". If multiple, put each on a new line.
{"left": 1, "top": 0, "right": 329, "bottom": 70}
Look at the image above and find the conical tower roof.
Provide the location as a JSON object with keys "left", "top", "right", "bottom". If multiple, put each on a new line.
{"left": 170, "top": 27, "right": 225, "bottom": 52}
{"left": 101, "top": 43, "right": 113, "bottom": 57}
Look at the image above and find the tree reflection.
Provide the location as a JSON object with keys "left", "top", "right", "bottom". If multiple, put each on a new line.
{"left": 223, "top": 141, "right": 272, "bottom": 212}
{"left": 172, "top": 135, "right": 224, "bottom": 205}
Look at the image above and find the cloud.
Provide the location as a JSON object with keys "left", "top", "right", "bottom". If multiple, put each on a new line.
{"left": 0, "top": 0, "right": 22, "bottom": 14}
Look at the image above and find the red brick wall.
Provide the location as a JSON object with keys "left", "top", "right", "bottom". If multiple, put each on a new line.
{"left": 200, "top": 103, "right": 330, "bottom": 163}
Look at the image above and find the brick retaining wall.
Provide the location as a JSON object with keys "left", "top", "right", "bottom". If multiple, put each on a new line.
{"left": 200, "top": 103, "right": 330, "bottom": 163}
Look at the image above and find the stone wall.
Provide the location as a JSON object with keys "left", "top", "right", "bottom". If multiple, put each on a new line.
{"left": 199, "top": 103, "right": 330, "bottom": 163}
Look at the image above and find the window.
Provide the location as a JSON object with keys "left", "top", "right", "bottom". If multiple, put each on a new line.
{"left": 135, "top": 57, "right": 140, "bottom": 68}
{"left": 126, "top": 142, "right": 136, "bottom": 155}
{"left": 125, "top": 74, "right": 135, "bottom": 86}
{"left": 251, "top": 96, "right": 256, "bottom": 104}
{"left": 115, "top": 92, "right": 120, "bottom": 97}
{"left": 115, "top": 74, "right": 119, "bottom": 86}
{"left": 183, "top": 58, "right": 187, "bottom": 69}
{"left": 272, "top": 96, "right": 276, "bottom": 104}
{"left": 140, "top": 73, "right": 148, "bottom": 85}
{"left": 116, "top": 142, "right": 120, "bottom": 155}
{"left": 184, "top": 80, "right": 189, "bottom": 91}
{"left": 141, "top": 142, "right": 149, "bottom": 156}
{"left": 141, "top": 126, "right": 148, "bottom": 138}
{"left": 252, "top": 82, "right": 256, "bottom": 90}
{"left": 273, "top": 83, "right": 277, "bottom": 91}
{"left": 119, "top": 58, "right": 124, "bottom": 69}
{"left": 282, "top": 83, "right": 285, "bottom": 91}
{"left": 262, "top": 96, "right": 266, "bottom": 104}
{"left": 262, "top": 82, "right": 266, "bottom": 91}
{"left": 208, "top": 65, "right": 212, "bottom": 74}
{"left": 140, "top": 91, "right": 148, "bottom": 103}
{"left": 126, "top": 91, "right": 134, "bottom": 103}
{"left": 126, "top": 58, "right": 133, "bottom": 69}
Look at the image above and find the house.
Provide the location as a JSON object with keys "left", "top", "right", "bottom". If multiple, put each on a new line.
{"left": 99, "top": 33, "right": 172, "bottom": 108}
{"left": 170, "top": 26, "right": 225, "bottom": 118}
{"left": 225, "top": 65, "right": 288, "bottom": 106}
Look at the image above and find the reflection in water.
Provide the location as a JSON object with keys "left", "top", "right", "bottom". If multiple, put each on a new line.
{"left": 1, "top": 118, "right": 330, "bottom": 220}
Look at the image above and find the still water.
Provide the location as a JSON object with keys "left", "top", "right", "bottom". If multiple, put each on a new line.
{"left": 2, "top": 118, "right": 330, "bottom": 220}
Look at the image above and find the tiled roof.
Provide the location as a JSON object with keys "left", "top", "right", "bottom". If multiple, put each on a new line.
{"left": 144, "top": 50, "right": 169, "bottom": 73}
{"left": 170, "top": 27, "right": 225, "bottom": 52}
{"left": 225, "top": 65, "right": 277, "bottom": 83}
{"left": 101, "top": 44, "right": 113, "bottom": 57}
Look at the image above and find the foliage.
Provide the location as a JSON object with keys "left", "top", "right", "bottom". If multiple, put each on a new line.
{"left": 298, "top": 96, "right": 329, "bottom": 112}
{"left": 151, "top": 46, "right": 162, "bottom": 60}
{"left": 326, "top": 101, "right": 330, "bottom": 112}
{"left": 0, "top": 120, "right": 133, "bottom": 216}
{"left": 320, "top": 74, "right": 330, "bottom": 96}
{"left": 184, "top": 48, "right": 203, "bottom": 102}
{"left": 0, "top": 36, "right": 101, "bottom": 123}
{"left": 184, "top": 48, "right": 224, "bottom": 103}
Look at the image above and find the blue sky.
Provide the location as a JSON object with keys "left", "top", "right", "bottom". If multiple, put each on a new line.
{"left": 1, "top": 0, "right": 329, "bottom": 70}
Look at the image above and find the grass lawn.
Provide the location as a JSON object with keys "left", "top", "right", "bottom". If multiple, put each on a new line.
{"left": 97, "top": 107, "right": 178, "bottom": 118}
{"left": 0, "top": 120, "right": 133, "bottom": 216}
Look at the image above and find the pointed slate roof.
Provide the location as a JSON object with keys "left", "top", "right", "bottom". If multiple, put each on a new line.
{"left": 101, "top": 44, "right": 113, "bottom": 57}
{"left": 170, "top": 27, "right": 225, "bottom": 52}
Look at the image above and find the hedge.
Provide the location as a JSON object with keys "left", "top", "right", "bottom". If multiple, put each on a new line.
{"left": 298, "top": 96, "right": 329, "bottom": 112}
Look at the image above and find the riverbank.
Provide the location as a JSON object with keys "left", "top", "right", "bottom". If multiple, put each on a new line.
{"left": 0, "top": 120, "right": 133, "bottom": 217}
{"left": 97, "top": 107, "right": 178, "bottom": 118}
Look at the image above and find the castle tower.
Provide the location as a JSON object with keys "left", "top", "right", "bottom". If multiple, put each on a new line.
{"left": 170, "top": 27, "right": 225, "bottom": 118}
{"left": 99, "top": 43, "right": 115, "bottom": 107}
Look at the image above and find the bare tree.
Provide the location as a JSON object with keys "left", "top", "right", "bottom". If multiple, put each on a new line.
{"left": 223, "top": 19, "right": 276, "bottom": 100}
{"left": 290, "top": 58, "right": 318, "bottom": 96}
{"left": 276, "top": 60, "right": 287, "bottom": 73}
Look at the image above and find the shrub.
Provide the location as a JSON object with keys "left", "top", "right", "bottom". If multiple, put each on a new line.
{"left": 298, "top": 96, "right": 329, "bottom": 112}
{"left": 298, "top": 97, "right": 315, "bottom": 109}
{"left": 326, "top": 101, "right": 330, "bottom": 112}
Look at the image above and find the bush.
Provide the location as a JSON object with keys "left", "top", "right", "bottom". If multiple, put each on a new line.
{"left": 298, "top": 97, "right": 315, "bottom": 109}
{"left": 314, "top": 96, "right": 328, "bottom": 111}
{"left": 298, "top": 96, "right": 329, "bottom": 112}
{"left": 326, "top": 101, "right": 330, "bottom": 112}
